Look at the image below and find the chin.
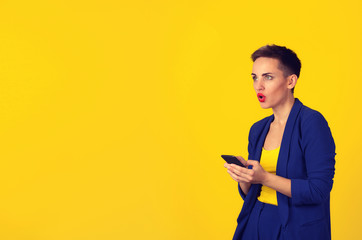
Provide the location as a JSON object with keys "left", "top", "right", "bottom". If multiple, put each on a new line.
{"left": 259, "top": 103, "right": 271, "bottom": 109}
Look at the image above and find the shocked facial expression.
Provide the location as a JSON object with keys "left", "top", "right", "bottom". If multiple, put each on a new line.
{"left": 251, "top": 57, "right": 294, "bottom": 109}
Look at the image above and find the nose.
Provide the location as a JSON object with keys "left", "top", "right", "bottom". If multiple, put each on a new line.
{"left": 254, "top": 79, "right": 264, "bottom": 92}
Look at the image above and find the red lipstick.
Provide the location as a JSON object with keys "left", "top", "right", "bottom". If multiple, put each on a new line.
{"left": 257, "top": 93, "right": 265, "bottom": 102}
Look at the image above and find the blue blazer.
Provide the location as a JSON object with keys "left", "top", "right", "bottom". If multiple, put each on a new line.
{"left": 233, "top": 98, "right": 336, "bottom": 240}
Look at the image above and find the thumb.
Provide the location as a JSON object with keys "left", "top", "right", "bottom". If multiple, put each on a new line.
{"left": 246, "top": 160, "right": 258, "bottom": 169}
{"left": 235, "top": 156, "right": 248, "bottom": 166}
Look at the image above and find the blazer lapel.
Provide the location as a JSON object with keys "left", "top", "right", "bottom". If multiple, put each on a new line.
{"left": 276, "top": 98, "right": 303, "bottom": 227}
{"left": 239, "top": 115, "right": 274, "bottom": 219}
{"left": 255, "top": 116, "right": 274, "bottom": 161}
{"left": 276, "top": 98, "right": 303, "bottom": 177}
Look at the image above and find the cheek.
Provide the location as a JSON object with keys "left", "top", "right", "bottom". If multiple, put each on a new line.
{"left": 269, "top": 82, "right": 286, "bottom": 94}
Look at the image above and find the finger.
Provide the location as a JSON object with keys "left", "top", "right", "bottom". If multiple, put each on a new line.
{"left": 229, "top": 164, "right": 244, "bottom": 174}
{"left": 235, "top": 156, "right": 248, "bottom": 166}
{"left": 227, "top": 169, "right": 238, "bottom": 181}
{"left": 246, "top": 160, "right": 258, "bottom": 164}
{"left": 228, "top": 167, "right": 253, "bottom": 181}
{"left": 247, "top": 160, "right": 265, "bottom": 171}
{"left": 229, "top": 171, "right": 251, "bottom": 183}
{"left": 227, "top": 169, "right": 251, "bottom": 183}
{"left": 246, "top": 160, "right": 260, "bottom": 168}
{"left": 230, "top": 164, "right": 254, "bottom": 175}
{"left": 230, "top": 163, "right": 248, "bottom": 171}
{"left": 225, "top": 163, "right": 234, "bottom": 170}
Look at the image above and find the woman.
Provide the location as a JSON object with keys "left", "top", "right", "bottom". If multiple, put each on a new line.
{"left": 224, "top": 45, "right": 336, "bottom": 240}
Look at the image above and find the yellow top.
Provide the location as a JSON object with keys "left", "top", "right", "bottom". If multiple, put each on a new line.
{"left": 257, "top": 146, "right": 280, "bottom": 206}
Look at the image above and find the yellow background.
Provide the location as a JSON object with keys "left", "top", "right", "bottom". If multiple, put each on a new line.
{"left": 0, "top": 0, "right": 360, "bottom": 239}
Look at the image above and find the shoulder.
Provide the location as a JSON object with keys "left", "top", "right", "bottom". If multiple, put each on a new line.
{"left": 297, "top": 101, "right": 336, "bottom": 156}
{"left": 297, "top": 103, "right": 334, "bottom": 147}
{"left": 299, "top": 104, "right": 329, "bottom": 128}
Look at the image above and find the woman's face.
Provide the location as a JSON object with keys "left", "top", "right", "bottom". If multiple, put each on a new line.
{"left": 251, "top": 57, "right": 293, "bottom": 109}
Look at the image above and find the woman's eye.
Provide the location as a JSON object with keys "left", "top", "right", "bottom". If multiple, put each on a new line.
{"left": 252, "top": 76, "right": 257, "bottom": 81}
{"left": 265, "top": 75, "right": 273, "bottom": 80}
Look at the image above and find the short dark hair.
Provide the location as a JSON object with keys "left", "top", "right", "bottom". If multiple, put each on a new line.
{"left": 251, "top": 44, "right": 301, "bottom": 93}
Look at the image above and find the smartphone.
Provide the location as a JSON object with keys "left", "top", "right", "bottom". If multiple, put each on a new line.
{"left": 221, "top": 155, "right": 246, "bottom": 168}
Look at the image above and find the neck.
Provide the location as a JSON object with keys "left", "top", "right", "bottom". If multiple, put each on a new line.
{"left": 272, "top": 95, "right": 295, "bottom": 125}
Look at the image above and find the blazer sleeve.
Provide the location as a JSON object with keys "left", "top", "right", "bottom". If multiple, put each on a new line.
{"left": 237, "top": 123, "right": 255, "bottom": 200}
{"left": 291, "top": 112, "right": 336, "bottom": 205}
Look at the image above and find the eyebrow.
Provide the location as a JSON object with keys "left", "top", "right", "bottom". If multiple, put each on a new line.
{"left": 251, "top": 72, "right": 273, "bottom": 76}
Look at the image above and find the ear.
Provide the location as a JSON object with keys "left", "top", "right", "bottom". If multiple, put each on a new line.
{"left": 287, "top": 74, "right": 298, "bottom": 90}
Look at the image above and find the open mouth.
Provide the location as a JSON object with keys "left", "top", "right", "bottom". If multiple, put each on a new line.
{"left": 257, "top": 93, "right": 265, "bottom": 102}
